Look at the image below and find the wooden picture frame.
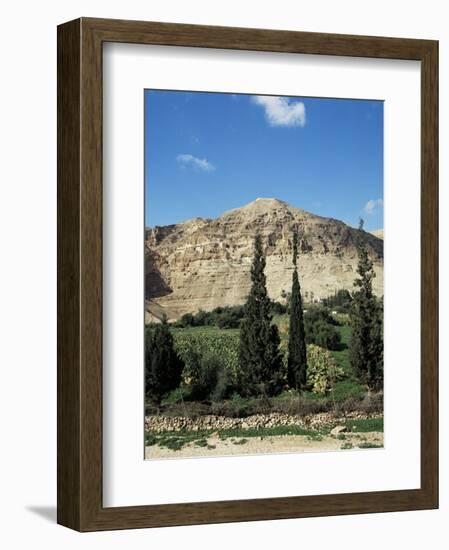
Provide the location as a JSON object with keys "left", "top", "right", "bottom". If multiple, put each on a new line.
{"left": 57, "top": 17, "right": 438, "bottom": 531}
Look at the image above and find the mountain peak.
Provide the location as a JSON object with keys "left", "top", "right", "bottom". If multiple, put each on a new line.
{"left": 221, "top": 197, "right": 303, "bottom": 219}
{"left": 250, "top": 197, "right": 288, "bottom": 208}
{"left": 254, "top": 197, "right": 285, "bottom": 204}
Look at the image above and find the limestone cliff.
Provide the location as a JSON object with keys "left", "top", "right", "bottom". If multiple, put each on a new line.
{"left": 145, "top": 198, "right": 383, "bottom": 321}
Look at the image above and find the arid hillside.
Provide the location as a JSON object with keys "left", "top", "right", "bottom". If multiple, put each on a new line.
{"left": 145, "top": 198, "right": 383, "bottom": 321}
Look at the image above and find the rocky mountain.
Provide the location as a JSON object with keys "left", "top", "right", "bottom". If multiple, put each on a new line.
{"left": 371, "top": 229, "right": 384, "bottom": 240}
{"left": 145, "top": 198, "right": 383, "bottom": 322}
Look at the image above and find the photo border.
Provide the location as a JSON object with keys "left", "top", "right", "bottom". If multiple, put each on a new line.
{"left": 57, "top": 17, "right": 438, "bottom": 531}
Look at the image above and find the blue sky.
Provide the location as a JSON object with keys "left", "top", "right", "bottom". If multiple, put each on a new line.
{"left": 144, "top": 90, "right": 383, "bottom": 231}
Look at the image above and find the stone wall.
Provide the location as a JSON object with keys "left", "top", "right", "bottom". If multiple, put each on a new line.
{"left": 145, "top": 411, "right": 382, "bottom": 433}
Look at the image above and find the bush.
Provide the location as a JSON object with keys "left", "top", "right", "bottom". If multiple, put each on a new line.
{"left": 189, "top": 353, "right": 229, "bottom": 401}
{"left": 306, "top": 344, "right": 344, "bottom": 394}
{"left": 178, "top": 312, "right": 196, "bottom": 327}
{"left": 304, "top": 306, "right": 339, "bottom": 326}
{"left": 217, "top": 310, "right": 242, "bottom": 329}
{"left": 174, "top": 330, "right": 240, "bottom": 382}
{"left": 305, "top": 319, "right": 342, "bottom": 350}
{"left": 304, "top": 306, "right": 341, "bottom": 350}
{"left": 359, "top": 392, "right": 384, "bottom": 414}
{"left": 272, "top": 391, "right": 332, "bottom": 415}
{"left": 174, "top": 330, "right": 239, "bottom": 401}
{"left": 271, "top": 300, "right": 287, "bottom": 315}
{"left": 322, "top": 289, "right": 353, "bottom": 313}
{"left": 175, "top": 306, "right": 245, "bottom": 328}
{"left": 162, "top": 386, "right": 191, "bottom": 404}
{"left": 211, "top": 393, "right": 270, "bottom": 417}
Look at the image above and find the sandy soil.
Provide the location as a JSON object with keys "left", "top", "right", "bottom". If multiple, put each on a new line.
{"left": 145, "top": 431, "right": 384, "bottom": 460}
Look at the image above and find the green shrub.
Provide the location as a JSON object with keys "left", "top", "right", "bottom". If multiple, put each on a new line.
{"left": 305, "top": 306, "right": 339, "bottom": 326}
{"left": 322, "top": 289, "right": 353, "bottom": 313}
{"left": 271, "top": 300, "right": 287, "bottom": 315}
{"left": 175, "top": 306, "right": 245, "bottom": 328}
{"left": 217, "top": 310, "right": 241, "bottom": 329}
{"left": 193, "top": 354, "right": 229, "bottom": 401}
{"left": 346, "top": 417, "right": 384, "bottom": 433}
{"left": 305, "top": 319, "right": 342, "bottom": 350}
{"left": 358, "top": 442, "right": 383, "bottom": 449}
{"left": 306, "top": 344, "right": 344, "bottom": 394}
{"left": 163, "top": 386, "right": 191, "bottom": 404}
{"left": 303, "top": 306, "right": 342, "bottom": 350}
{"left": 175, "top": 329, "right": 239, "bottom": 381}
{"left": 174, "top": 330, "right": 239, "bottom": 401}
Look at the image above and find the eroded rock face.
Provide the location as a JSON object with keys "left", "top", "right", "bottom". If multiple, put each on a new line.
{"left": 145, "top": 198, "right": 383, "bottom": 321}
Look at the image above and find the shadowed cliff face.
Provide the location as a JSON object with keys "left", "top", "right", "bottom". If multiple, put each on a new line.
{"left": 145, "top": 198, "right": 383, "bottom": 322}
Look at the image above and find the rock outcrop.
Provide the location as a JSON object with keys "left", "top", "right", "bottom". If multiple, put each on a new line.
{"left": 145, "top": 198, "right": 383, "bottom": 321}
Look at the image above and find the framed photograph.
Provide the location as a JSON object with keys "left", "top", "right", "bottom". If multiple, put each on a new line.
{"left": 57, "top": 17, "right": 438, "bottom": 531}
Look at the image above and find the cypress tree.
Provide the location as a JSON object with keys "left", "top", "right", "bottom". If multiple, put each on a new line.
{"left": 239, "top": 233, "right": 283, "bottom": 396}
{"left": 287, "top": 232, "right": 308, "bottom": 390}
{"left": 349, "top": 219, "right": 383, "bottom": 390}
{"left": 145, "top": 317, "right": 184, "bottom": 407}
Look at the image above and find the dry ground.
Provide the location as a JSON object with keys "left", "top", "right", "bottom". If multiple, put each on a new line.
{"left": 145, "top": 431, "right": 383, "bottom": 459}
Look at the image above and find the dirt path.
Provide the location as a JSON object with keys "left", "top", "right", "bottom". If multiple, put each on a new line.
{"left": 145, "top": 431, "right": 383, "bottom": 459}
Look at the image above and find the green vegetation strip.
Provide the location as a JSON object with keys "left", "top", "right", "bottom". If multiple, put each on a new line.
{"left": 145, "top": 417, "right": 383, "bottom": 451}
{"left": 345, "top": 417, "right": 383, "bottom": 433}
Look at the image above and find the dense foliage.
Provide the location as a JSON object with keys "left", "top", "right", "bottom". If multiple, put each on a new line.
{"left": 304, "top": 306, "right": 342, "bottom": 350}
{"left": 145, "top": 319, "right": 184, "bottom": 406}
{"left": 287, "top": 232, "right": 308, "bottom": 390}
{"left": 144, "top": 226, "right": 383, "bottom": 411}
{"left": 176, "top": 305, "right": 245, "bottom": 329}
{"left": 174, "top": 329, "right": 239, "bottom": 400}
{"left": 176, "top": 302, "right": 287, "bottom": 328}
{"left": 349, "top": 219, "right": 384, "bottom": 390}
{"left": 322, "top": 289, "right": 353, "bottom": 313}
{"left": 304, "top": 306, "right": 338, "bottom": 326}
{"left": 306, "top": 344, "right": 344, "bottom": 394}
{"left": 239, "top": 233, "right": 284, "bottom": 396}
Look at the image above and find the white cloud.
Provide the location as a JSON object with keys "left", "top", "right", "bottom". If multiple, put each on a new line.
{"left": 176, "top": 154, "right": 215, "bottom": 172}
{"left": 363, "top": 198, "right": 383, "bottom": 214}
{"left": 252, "top": 95, "right": 306, "bottom": 127}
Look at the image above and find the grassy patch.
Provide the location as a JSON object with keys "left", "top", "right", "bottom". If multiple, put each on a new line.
{"left": 273, "top": 314, "right": 289, "bottom": 339}
{"left": 157, "top": 436, "right": 187, "bottom": 451}
{"left": 162, "top": 386, "right": 192, "bottom": 405}
{"left": 145, "top": 433, "right": 158, "bottom": 446}
{"left": 358, "top": 441, "right": 383, "bottom": 449}
{"left": 217, "top": 425, "right": 326, "bottom": 439}
{"left": 345, "top": 417, "right": 384, "bottom": 433}
{"left": 330, "top": 324, "right": 351, "bottom": 375}
{"left": 341, "top": 442, "right": 353, "bottom": 450}
{"left": 331, "top": 380, "right": 366, "bottom": 402}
